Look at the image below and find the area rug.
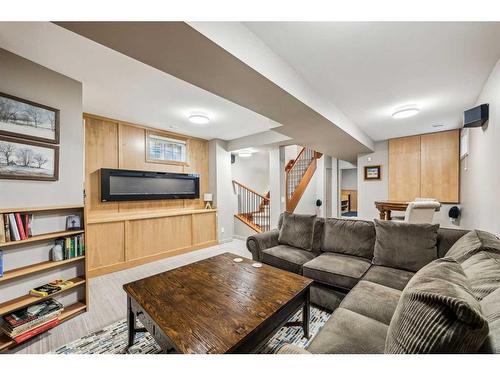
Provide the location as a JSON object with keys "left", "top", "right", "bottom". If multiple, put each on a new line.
{"left": 51, "top": 306, "right": 330, "bottom": 354}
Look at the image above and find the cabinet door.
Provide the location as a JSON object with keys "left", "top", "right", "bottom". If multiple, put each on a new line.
{"left": 420, "top": 130, "right": 459, "bottom": 203}
{"left": 389, "top": 135, "right": 421, "bottom": 201}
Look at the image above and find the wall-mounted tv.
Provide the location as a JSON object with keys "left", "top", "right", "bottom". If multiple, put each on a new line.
{"left": 100, "top": 168, "right": 199, "bottom": 202}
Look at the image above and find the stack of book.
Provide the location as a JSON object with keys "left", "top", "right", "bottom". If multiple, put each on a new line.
{"left": 0, "top": 212, "right": 33, "bottom": 242}
{"left": 1, "top": 299, "right": 63, "bottom": 344}
{"left": 29, "top": 279, "right": 74, "bottom": 297}
{"left": 55, "top": 234, "right": 85, "bottom": 259}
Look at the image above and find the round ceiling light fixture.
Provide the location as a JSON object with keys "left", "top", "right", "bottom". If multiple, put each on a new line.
{"left": 238, "top": 152, "right": 252, "bottom": 158}
{"left": 188, "top": 113, "right": 210, "bottom": 125}
{"left": 392, "top": 106, "right": 419, "bottom": 119}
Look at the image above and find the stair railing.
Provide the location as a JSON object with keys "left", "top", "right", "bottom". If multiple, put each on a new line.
{"left": 232, "top": 180, "right": 270, "bottom": 233}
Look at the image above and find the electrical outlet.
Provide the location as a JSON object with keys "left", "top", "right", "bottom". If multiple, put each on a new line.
{"left": 221, "top": 227, "right": 225, "bottom": 233}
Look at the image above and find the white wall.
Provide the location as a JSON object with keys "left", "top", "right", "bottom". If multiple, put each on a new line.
{"left": 208, "top": 139, "right": 234, "bottom": 243}
{"left": 231, "top": 150, "right": 270, "bottom": 194}
{"left": 0, "top": 49, "right": 83, "bottom": 307}
{"left": 460, "top": 58, "right": 500, "bottom": 235}
{"left": 0, "top": 48, "right": 83, "bottom": 208}
{"left": 341, "top": 168, "right": 358, "bottom": 190}
{"left": 357, "top": 141, "right": 389, "bottom": 221}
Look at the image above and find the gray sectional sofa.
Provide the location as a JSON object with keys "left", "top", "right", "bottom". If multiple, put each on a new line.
{"left": 246, "top": 213, "right": 500, "bottom": 354}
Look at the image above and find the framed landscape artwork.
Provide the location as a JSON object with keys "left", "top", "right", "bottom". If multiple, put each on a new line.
{"left": 364, "top": 165, "right": 381, "bottom": 180}
{"left": 0, "top": 136, "right": 59, "bottom": 181}
{"left": 0, "top": 92, "right": 60, "bottom": 144}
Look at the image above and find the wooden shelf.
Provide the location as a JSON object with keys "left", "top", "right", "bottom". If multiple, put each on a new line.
{"left": 87, "top": 208, "right": 217, "bottom": 224}
{"left": 0, "top": 257, "right": 85, "bottom": 284}
{"left": 0, "top": 301, "right": 86, "bottom": 351}
{"left": 0, "top": 229, "right": 84, "bottom": 249}
{"left": 0, "top": 277, "right": 85, "bottom": 316}
{"left": 0, "top": 204, "right": 83, "bottom": 214}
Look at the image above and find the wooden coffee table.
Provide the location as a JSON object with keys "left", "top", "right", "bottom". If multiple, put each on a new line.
{"left": 123, "top": 252, "right": 313, "bottom": 353}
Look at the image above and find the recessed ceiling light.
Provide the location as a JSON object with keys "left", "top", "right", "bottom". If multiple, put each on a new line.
{"left": 392, "top": 107, "right": 419, "bottom": 119}
{"left": 238, "top": 152, "right": 252, "bottom": 158}
{"left": 188, "top": 113, "right": 210, "bottom": 125}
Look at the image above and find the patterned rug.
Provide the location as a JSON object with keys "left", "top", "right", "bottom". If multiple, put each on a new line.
{"left": 51, "top": 307, "right": 330, "bottom": 354}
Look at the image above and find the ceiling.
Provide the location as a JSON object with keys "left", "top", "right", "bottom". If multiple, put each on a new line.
{"left": 0, "top": 22, "right": 276, "bottom": 140}
{"left": 245, "top": 22, "right": 500, "bottom": 140}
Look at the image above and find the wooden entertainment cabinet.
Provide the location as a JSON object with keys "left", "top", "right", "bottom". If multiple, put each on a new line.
{"left": 84, "top": 114, "right": 217, "bottom": 277}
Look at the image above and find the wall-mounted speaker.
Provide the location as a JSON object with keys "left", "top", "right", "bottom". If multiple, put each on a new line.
{"left": 231, "top": 154, "right": 236, "bottom": 164}
{"left": 464, "top": 104, "right": 489, "bottom": 128}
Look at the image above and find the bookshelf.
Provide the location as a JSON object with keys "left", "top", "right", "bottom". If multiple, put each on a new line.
{"left": 0, "top": 205, "right": 87, "bottom": 352}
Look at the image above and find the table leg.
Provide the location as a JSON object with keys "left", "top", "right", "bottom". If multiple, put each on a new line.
{"left": 386, "top": 210, "right": 392, "bottom": 220}
{"left": 127, "top": 296, "right": 136, "bottom": 350}
{"left": 379, "top": 210, "right": 386, "bottom": 220}
{"left": 302, "top": 289, "right": 310, "bottom": 339}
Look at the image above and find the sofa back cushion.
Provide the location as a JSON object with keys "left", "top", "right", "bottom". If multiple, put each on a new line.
{"left": 278, "top": 212, "right": 316, "bottom": 251}
{"left": 385, "top": 258, "right": 489, "bottom": 354}
{"left": 373, "top": 219, "right": 439, "bottom": 272}
{"left": 461, "top": 250, "right": 500, "bottom": 301}
{"left": 321, "top": 218, "right": 375, "bottom": 259}
{"left": 436, "top": 228, "right": 469, "bottom": 258}
{"left": 445, "top": 230, "right": 500, "bottom": 263}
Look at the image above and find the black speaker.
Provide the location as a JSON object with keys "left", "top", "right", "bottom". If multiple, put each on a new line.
{"left": 464, "top": 104, "right": 489, "bottom": 128}
{"left": 231, "top": 154, "right": 236, "bottom": 164}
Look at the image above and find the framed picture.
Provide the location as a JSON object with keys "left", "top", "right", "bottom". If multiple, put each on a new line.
{"left": 0, "top": 136, "right": 59, "bottom": 181}
{"left": 0, "top": 92, "right": 60, "bottom": 144}
{"left": 364, "top": 165, "right": 381, "bottom": 180}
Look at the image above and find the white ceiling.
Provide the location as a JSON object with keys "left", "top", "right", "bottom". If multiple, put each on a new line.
{"left": 0, "top": 22, "right": 277, "bottom": 140}
{"left": 245, "top": 22, "right": 500, "bottom": 140}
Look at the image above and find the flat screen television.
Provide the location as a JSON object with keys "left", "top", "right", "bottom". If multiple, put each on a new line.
{"left": 100, "top": 168, "right": 200, "bottom": 202}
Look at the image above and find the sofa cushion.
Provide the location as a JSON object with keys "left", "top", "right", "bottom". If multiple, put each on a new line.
{"left": 445, "top": 229, "right": 500, "bottom": 263}
{"left": 461, "top": 250, "right": 500, "bottom": 300}
{"left": 362, "top": 265, "right": 415, "bottom": 291}
{"left": 437, "top": 228, "right": 469, "bottom": 258}
{"left": 373, "top": 219, "right": 439, "bottom": 272}
{"left": 340, "top": 280, "right": 401, "bottom": 325}
{"left": 385, "top": 258, "right": 489, "bottom": 354}
{"left": 321, "top": 218, "right": 375, "bottom": 259}
{"left": 310, "top": 283, "right": 345, "bottom": 312}
{"left": 278, "top": 212, "right": 316, "bottom": 251}
{"left": 261, "top": 245, "right": 316, "bottom": 274}
{"left": 307, "top": 308, "right": 388, "bottom": 354}
{"left": 479, "top": 288, "right": 500, "bottom": 353}
{"left": 302, "top": 253, "right": 371, "bottom": 290}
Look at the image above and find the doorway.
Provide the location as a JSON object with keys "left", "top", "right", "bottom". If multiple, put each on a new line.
{"left": 339, "top": 162, "right": 358, "bottom": 218}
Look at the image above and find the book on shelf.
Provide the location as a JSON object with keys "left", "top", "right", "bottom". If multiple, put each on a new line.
{"left": 8, "top": 213, "right": 20, "bottom": 241}
{"left": 3, "top": 214, "right": 11, "bottom": 242}
{"left": 1, "top": 212, "right": 34, "bottom": 243}
{"left": 0, "top": 250, "right": 3, "bottom": 277}
{"left": 56, "top": 234, "right": 84, "bottom": 260}
{"left": 1, "top": 299, "right": 63, "bottom": 342}
{"left": 29, "top": 279, "right": 75, "bottom": 297}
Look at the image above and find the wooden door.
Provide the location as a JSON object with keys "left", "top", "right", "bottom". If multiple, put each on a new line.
{"left": 420, "top": 130, "right": 459, "bottom": 203}
{"left": 389, "top": 135, "right": 421, "bottom": 201}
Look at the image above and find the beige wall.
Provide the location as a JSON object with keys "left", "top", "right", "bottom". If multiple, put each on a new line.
{"left": 0, "top": 48, "right": 83, "bottom": 208}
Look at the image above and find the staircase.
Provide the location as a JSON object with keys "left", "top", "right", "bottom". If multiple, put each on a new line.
{"left": 233, "top": 180, "right": 270, "bottom": 233}
{"left": 285, "top": 147, "right": 322, "bottom": 213}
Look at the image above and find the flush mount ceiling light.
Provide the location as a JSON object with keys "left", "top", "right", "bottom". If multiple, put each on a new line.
{"left": 238, "top": 152, "right": 252, "bottom": 158}
{"left": 188, "top": 113, "right": 210, "bottom": 125}
{"left": 392, "top": 106, "right": 419, "bottom": 119}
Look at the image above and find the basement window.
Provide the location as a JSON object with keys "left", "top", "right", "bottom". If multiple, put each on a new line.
{"left": 146, "top": 131, "right": 188, "bottom": 165}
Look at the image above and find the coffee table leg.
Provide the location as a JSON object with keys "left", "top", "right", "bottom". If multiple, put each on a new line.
{"left": 127, "top": 296, "right": 136, "bottom": 350}
{"left": 302, "top": 289, "right": 310, "bottom": 339}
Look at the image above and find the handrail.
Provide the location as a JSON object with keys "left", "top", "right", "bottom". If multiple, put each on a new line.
{"left": 232, "top": 180, "right": 270, "bottom": 201}
{"left": 286, "top": 146, "right": 306, "bottom": 172}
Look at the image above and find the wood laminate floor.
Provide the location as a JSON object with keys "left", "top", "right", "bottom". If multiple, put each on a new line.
{"left": 11, "top": 239, "right": 250, "bottom": 354}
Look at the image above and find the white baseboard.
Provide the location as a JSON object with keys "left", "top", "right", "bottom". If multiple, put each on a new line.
{"left": 232, "top": 235, "right": 248, "bottom": 241}
{"left": 218, "top": 238, "right": 234, "bottom": 244}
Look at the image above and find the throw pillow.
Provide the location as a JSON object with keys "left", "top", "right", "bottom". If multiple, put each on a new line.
{"left": 445, "top": 230, "right": 500, "bottom": 263}
{"left": 373, "top": 219, "right": 439, "bottom": 272}
{"left": 278, "top": 212, "right": 316, "bottom": 251}
{"left": 385, "top": 258, "right": 489, "bottom": 354}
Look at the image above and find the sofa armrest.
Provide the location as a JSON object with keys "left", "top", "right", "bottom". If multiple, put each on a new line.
{"left": 276, "top": 344, "right": 311, "bottom": 354}
{"left": 246, "top": 229, "right": 280, "bottom": 261}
